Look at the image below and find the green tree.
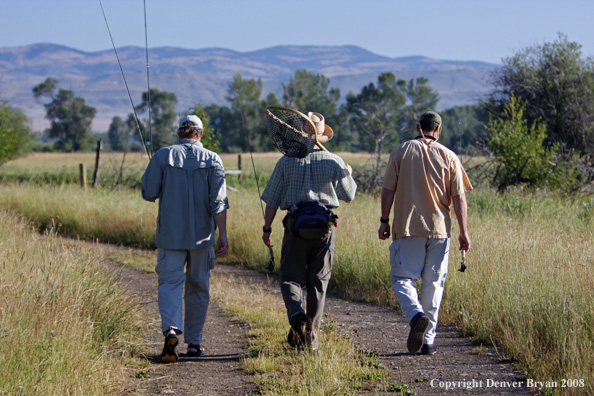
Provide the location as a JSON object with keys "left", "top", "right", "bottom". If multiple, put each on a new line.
{"left": 441, "top": 105, "right": 489, "bottom": 153}
{"left": 396, "top": 77, "right": 440, "bottom": 140}
{"left": 488, "top": 33, "right": 594, "bottom": 157}
{"left": 225, "top": 73, "right": 271, "bottom": 152}
{"left": 205, "top": 103, "right": 240, "bottom": 152}
{"left": 344, "top": 72, "right": 407, "bottom": 171}
{"left": 32, "top": 77, "right": 96, "bottom": 151}
{"left": 135, "top": 88, "right": 178, "bottom": 151}
{"left": 0, "top": 102, "right": 32, "bottom": 164}
{"left": 486, "top": 96, "right": 556, "bottom": 191}
{"left": 263, "top": 91, "right": 282, "bottom": 111}
{"left": 107, "top": 115, "right": 131, "bottom": 151}
{"left": 282, "top": 69, "right": 340, "bottom": 123}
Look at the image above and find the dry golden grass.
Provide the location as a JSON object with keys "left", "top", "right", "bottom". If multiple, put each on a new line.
{"left": 2, "top": 152, "right": 594, "bottom": 395}
{"left": 6, "top": 151, "right": 378, "bottom": 175}
{"left": 0, "top": 209, "right": 146, "bottom": 395}
{"left": 6, "top": 151, "right": 148, "bottom": 169}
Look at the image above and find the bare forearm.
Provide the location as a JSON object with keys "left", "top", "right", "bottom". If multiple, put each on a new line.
{"left": 263, "top": 205, "right": 277, "bottom": 229}
{"left": 452, "top": 193, "right": 471, "bottom": 251}
{"left": 452, "top": 194, "right": 468, "bottom": 234}
{"left": 214, "top": 210, "right": 227, "bottom": 236}
{"left": 378, "top": 188, "right": 395, "bottom": 240}
{"left": 380, "top": 188, "right": 395, "bottom": 219}
{"left": 262, "top": 205, "right": 278, "bottom": 247}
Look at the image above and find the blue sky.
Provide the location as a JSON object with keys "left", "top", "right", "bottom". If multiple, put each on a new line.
{"left": 1, "top": 0, "right": 593, "bottom": 64}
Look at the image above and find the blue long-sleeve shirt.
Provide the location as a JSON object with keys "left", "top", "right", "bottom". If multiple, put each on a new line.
{"left": 141, "top": 139, "right": 229, "bottom": 250}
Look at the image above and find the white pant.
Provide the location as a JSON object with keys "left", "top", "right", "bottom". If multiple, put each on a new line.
{"left": 390, "top": 237, "right": 450, "bottom": 344}
{"left": 156, "top": 248, "right": 215, "bottom": 345}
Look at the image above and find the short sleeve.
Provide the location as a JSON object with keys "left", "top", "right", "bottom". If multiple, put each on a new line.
{"left": 450, "top": 158, "right": 473, "bottom": 197}
{"left": 260, "top": 159, "right": 284, "bottom": 209}
{"left": 383, "top": 149, "right": 399, "bottom": 191}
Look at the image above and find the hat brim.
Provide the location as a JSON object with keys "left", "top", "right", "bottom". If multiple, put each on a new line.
{"left": 314, "top": 124, "right": 333, "bottom": 151}
{"left": 316, "top": 124, "right": 333, "bottom": 143}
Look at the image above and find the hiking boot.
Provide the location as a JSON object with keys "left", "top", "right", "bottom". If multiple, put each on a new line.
{"left": 305, "top": 321, "right": 318, "bottom": 351}
{"left": 287, "top": 328, "right": 300, "bottom": 348}
{"left": 420, "top": 344, "right": 436, "bottom": 355}
{"left": 407, "top": 312, "right": 429, "bottom": 354}
{"left": 161, "top": 333, "right": 179, "bottom": 363}
{"left": 186, "top": 344, "right": 206, "bottom": 358}
{"left": 288, "top": 312, "right": 308, "bottom": 349}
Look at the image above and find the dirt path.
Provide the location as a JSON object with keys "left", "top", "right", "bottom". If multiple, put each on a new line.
{"left": 221, "top": 265, "right": 534, "bottom": 396}
{"left": 109, "top": 254, "right": 534, "bottom": 395}
{"left": 111, "top": 262, "right": 258, "bottom": 396}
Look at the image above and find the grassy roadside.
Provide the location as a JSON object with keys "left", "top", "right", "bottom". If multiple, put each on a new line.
{"left": 441, "top": 189, "right": 594, "bottom": 395}
{"left": 0, "top": 180, "right": 593, "bottom": 394}
{"left": 0, "top": 209, "right": 147, "bottom": 395}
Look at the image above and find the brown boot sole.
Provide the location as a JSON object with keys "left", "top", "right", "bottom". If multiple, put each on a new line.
{"left": 161, "top": 334, "right": 179, "bottom": 363}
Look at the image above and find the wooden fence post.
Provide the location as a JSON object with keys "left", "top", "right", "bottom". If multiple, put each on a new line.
{"left": 92, "top": 138, "right": 102, "bottom": 188}
{"left": 238, "top": 154, "right": 242, "bottom": 181}
{"left": 79, "top": 163, "right": 87, "bottom": 189}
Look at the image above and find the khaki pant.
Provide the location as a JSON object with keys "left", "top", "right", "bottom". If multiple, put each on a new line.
{"left": 279, "top": 224, "right": 335, "bottom": 348}
{"left": 389, "top": 237, "right": 450, "bottom": 345}
{"left": 156, "top": 248, "right": 215, "bottom": 345}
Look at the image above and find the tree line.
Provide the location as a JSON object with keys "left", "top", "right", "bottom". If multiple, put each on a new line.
{"left": 1, "top": 34, "right": 593, "bottom": 192}
{"left": 102, "top": 69, "right": 443, "bottom": 157}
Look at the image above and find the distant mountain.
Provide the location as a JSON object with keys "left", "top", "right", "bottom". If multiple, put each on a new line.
{"left": 0, "top": 43, "right": 500, "bottom": 131}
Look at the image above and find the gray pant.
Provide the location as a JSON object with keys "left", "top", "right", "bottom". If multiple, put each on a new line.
{"left": 389, "top": 237, "right": 450, "bottom": 344}
{"left": 279, "top": 225, "right": 335, "bottom": 347}
{"left": 156, "top": 248, "right": 215, "bottom": 345}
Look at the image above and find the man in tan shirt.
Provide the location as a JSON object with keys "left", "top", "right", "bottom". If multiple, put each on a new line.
{"left": 378, "top": 111, "right": 472, "bottom": 355}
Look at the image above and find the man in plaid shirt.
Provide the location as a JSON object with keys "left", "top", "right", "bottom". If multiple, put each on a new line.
{"left": 261, "top": 112, "right": 357, "bottom": 350}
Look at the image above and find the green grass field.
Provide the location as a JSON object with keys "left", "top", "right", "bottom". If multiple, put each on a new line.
{"left": 1, "top": 152, "right": 593, "bottom": 395}
{"left": 0, "top": 209, "right": 147, "bottom": 395}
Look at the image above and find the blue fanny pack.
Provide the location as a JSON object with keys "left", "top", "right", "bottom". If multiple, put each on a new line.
{"left": 288, "top": 201, "right": 337, "bottom": 240}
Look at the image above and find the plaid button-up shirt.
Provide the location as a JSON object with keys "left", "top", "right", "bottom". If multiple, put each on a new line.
{"left": 261, "top": 149, "right": 357, "bottom": 210}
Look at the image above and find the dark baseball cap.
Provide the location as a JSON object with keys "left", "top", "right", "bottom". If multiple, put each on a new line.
{"left": 419, "top": 111, "right": 442, "bottom": 125}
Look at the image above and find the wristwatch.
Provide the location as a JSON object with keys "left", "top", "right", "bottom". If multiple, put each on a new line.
{"left": 380, "top": 217, "right": 389, "bottom": 224}
{"left": 263, "top": 225, "right": 272, "bottom": 233}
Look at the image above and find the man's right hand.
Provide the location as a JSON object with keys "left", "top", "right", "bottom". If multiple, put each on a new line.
{"left": 262, "top": 230, "right": 273, "bottom": 248}
{"left": 345, "top": 163, "right": 353, "bottom": 175}
{"left": 458, "top": 231, "right": 471, "bottom": 252}
{"left": 378, "top": 223, "right": 390, "bottom": 240}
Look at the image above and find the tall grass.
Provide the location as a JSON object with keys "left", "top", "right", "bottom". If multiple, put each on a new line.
{"left": 0, "top": 152, "right": 149, "bottom": 188}
{"left": 0, "top": 209, "right": 145, "bottom": 395}
{"left": 0, "top": 151, "right": 374, "bottom": 190}
{"left": 442, "top": 189, "right": 594, "bottom": 395}
{"left": 1, "top": 167, "right": 593, "bottom": 394}
{"left": 0, "top": 184, "right": 155, "bottom": 247}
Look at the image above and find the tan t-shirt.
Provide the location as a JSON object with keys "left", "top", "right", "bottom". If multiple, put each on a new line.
{"left": 383, "top": 138, "right": 472, "bottom": 239}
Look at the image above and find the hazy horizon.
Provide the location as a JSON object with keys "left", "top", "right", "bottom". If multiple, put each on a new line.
{"left": 1, "top": 1, "right": 593, "bottom": 65}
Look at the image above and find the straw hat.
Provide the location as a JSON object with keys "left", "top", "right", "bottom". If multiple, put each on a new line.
{"left": 307, "top": 112, "right": 333, "bottom": 143}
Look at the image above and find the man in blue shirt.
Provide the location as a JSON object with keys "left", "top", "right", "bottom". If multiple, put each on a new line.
{"left": 142, "top": 115, "right": 229, "bottom": 363}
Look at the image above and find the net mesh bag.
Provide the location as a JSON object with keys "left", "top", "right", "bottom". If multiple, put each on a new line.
{"left": 266, "top": 106, "right": 320, "bottom": 158}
